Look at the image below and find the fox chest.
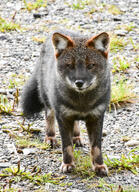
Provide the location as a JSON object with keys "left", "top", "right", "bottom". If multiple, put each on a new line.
{"left": 60, "top": 103, "right": 106, "bottom": 120}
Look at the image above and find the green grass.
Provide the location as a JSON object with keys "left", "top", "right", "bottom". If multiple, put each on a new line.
{"left": 71, "top": 0, "right": 88, "bottom": 9}
{"left": 0, "top": 165, "right": 62, "bottom": 187}
{"left": 112, "top": 56, "right": 130, "bottom": 73}
{"left": 89, "top": 179, "right": 138, "bottom": 192}
{"left": 134, "top": 56, "right": 139, "bottom": 63}
{"left": 116, "top": 23, "right": 136, "bottom": 32}
{"left": 70, "top": 0, "right": 97, "bottom": 10}
{"left": 32, "top": 36, "right": 46, "bottom": 43}
{"left": 23, "top": 0, "right": 47, "bottom": 11}
{"left": 15, "top": 136, "right": 49, "bottom": 150}
{"left": 73, "top": 147, "right": 95, "bottom": 178}
{"left": 5, "top": 73, "right": 26, "bottom": 89}
{"left": 0, "top": 187, "right": 20, "bottom": 192}
{"left": 129, "top": 37, "right": 139, "bottom": 51}
{"left": 104, "top": 148, "right": 139, "bottom": 175}
{"left": 107, "top": 4, "right": 123, "bottom": 15}
{"left": 73, "top": 147, "right": 139, "bottom": 177}
{"left": 110, "top": 35, "right": 128, "bottom": 52}
{"left": 0, "top": 161, "right": 72, "bottom": 190}
{"left": 0, "top": 17, "right": 20, "bottom": 32}
{"left": 0, "top": 95, "right": 13, "bottom": 115}
{"left": 111, "top": 76, "right": 136, "bottom": 107}
{"left": 73, "top": 147, "right": 138, "bottom": 191}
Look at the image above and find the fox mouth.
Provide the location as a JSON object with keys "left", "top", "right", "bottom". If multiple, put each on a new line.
{"left": 66, "top": 76, "right": 97, "bottom": 92}
{"left": 77, "top": 87, "right": 85, "bottom": 91}
{"left": 76, "top": 78, "right": 97, "bottom": 92}
{"left": 76, "top": 86, "right": 90, "bottom": 92}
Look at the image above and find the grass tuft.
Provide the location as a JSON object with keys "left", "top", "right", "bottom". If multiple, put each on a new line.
{"left": 107, "top": 4, "right": 123, "bottom": 15}
{"left": 3, "top": 73, "right": 26, "bottom": 89}
{"left": 129, "top": 37, "right": 139, "bottom": 51}
{"left": 23, "top": 0, "right": 47, "bottom": 11}
{"left": 110, "top": 35, "right": 128, "bottom": 52}
{"left": 0, "top": 161, "right": 72, "bottom": 190}
{"left": 112, "top": 56, "right": 130, "bottom": 73}
{"left": 104, "top": 148, "right": 139, "bottom": 175}
{"left": 16, "top": 137, "right": 49, "bottom": 150}
{"left": 71, "top": 0, "right": 88, "bottom": 9}
{"left": 32, "top": 36, "right": 46, "bottom": 43}
{"left": 0, "top": 17, "right": 20, "bottom": 32}
{"left": 73, "top": 147, "right": 95, "bottom": 178}
{"left": 111, "top": 76, "right": 136, "bottom": 108}
{"left": 0, "top": 95, "right": 13, "bottom": 115}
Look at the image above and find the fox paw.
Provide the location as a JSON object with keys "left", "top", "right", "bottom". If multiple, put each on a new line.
{"left": 60, "top": 162, "right": 75, "bottom": 173}
{"left": 92, "top": 164, "right": 108, "bottom": 177}
{"left": 73, "top": 136, "right": 83, "bottom": 147}
{"left": 44, "top": 136, "right": 57, "bottom": 148}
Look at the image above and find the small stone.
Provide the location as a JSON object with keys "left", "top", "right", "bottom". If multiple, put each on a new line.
{"left": 107, "top": 155, "right": 120, "bottom": 160}
{"left": 23, "top": 148, "right": 38, "bottom": 155}
{"left": 0, "top": 162, "right": 11, "bottom": 168}
{"left": 0, "top": 89, "right": 7, "bottom": 94}
{"left": 103, "top": 130, "right": 108, "bottom": 137}
{"left": 33, "top": 13, "right": 42, "bottom": 19}
{"left": 125, "top": 140, "right": 139, "bottom": 147}
{"left": 45, "top": 183, "right": 59, "bottom": 191}
{"left": 122, "top": 136, "right": 131, "bottom": 142}
{"left": 5, "top": 143, "right": 16, "bottom": 154}
{"left": 113, "top": 17, "right": 122, "bottom": 21}
{"left": 0, "top": 35, "right": 7, "bottom": 40}
{"left": 24, "top": 56, "right": 30, "bottom": 61}
{"left": 110, "top": 144, "right": 115, "bottom": 148}
{"left": 133, "top": 135, "right": 139, "bottom": 141}
{"left": 115, "top": 30, "right": 127, "bottom": 36}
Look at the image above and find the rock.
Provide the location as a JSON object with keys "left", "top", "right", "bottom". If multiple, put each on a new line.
{"left": 24, "top": 56, "right": 30, "bottom": 61}
{"left": 0, "top": 35, "right": 7, "bottom": 40}
{"left": 5, "top": 143, "right": 17, "bottom": 154}
{"left": 133, "top": 135, "right": 139, "bottom": 141}
{"left": 115, "top": 30, "right": 127, "bottom": 36}
{"left": 33, "top": 13, "right": 42, "bottom": 19}
{"left": 23, "top": 148, "right": 38, "bottom": 155}
{"left": 110, "top": 144, "right": 115, "bottom": 148}
{"left": 0, "top": 162, "right": 11, "bottom": 168}
{"left": 103, "top": 130, "right": 108, "bottom": 136}
{"left": 125, "top": 140, "right": 139, "bottom": 147}
{"left": 107, "top": 155, "right": 120, "bottom": 160}
{"left": 45, "top": 183, "right": 59, "bottom": 191}
{"left": 113, "top": 17, "right": 122, "bottom": 21}
{"left": 0, "top": 89, "right": 7, "bottom": 94}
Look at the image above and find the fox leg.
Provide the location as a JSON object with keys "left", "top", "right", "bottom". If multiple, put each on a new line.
{"left": 86, "top": 115, "right": 108, "bottom": 176}
{"left": 44, "top": 109, "right": 57, "bottom": 148}
{"left": 56, "top": 116, "right": 75, "bottom": 173}
{"left": 73, "top": 121, "right": 83, "bottom": 147}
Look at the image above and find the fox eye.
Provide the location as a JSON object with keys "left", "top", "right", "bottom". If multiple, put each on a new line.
{"left": 87, "top": 63, "right": 95, "bottom": 70}
{"left": 66, "top": 62, "right": 75, "bottom": 69}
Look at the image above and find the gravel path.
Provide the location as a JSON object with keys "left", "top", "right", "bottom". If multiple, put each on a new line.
{"left": 0, "top": 0, "right": 139, "bottom": 191}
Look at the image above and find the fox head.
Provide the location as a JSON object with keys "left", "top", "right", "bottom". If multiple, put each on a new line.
{"left": 52, "top": 31, "right": 110, "bottom": 92}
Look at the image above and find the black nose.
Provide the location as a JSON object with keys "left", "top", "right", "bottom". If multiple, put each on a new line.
{"left": 75, "top": 80, "right": 84, "bottom": 88}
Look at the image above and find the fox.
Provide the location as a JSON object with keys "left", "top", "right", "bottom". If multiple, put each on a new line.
{"left": 21, "top": 29, "right": 110, "bottom": 176}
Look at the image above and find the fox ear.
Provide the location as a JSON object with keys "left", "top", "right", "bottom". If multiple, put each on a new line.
{"left": 86, "top": 32, "right": 110, "bottom": 55}
{"left": 52, "top": 33, "right": 74, "bottom": 57}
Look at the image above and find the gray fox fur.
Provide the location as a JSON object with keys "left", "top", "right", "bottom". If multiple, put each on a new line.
{"left": 21, "top": 29, "right": 110, "bottom": 176}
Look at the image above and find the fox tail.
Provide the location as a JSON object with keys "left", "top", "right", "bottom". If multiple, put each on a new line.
{"left": 21, "top": 76, "right": 44, "bottom": 117}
